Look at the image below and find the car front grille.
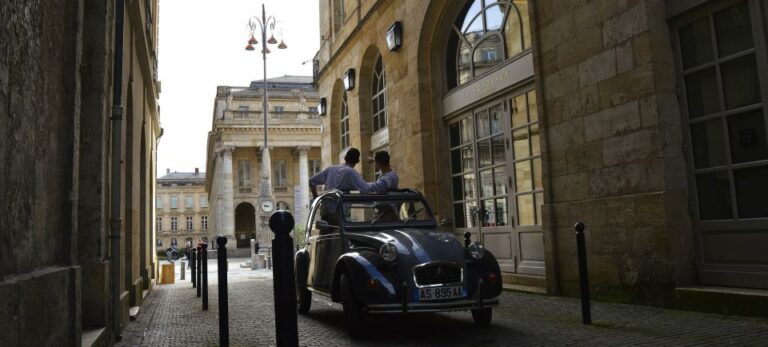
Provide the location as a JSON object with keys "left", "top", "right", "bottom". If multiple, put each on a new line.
{"left": 413, "top": 263, "right": 462, "bottom": 286}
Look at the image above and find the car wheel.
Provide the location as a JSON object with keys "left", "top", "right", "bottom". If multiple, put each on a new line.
{"left": 296, "top": 285, "right": 312, "bottom": 314}
{"left": 471, "top": 307, "right": 492, "bottom": 326}
{"left": 340, "top": 273, "right": 365, "bottom": 337}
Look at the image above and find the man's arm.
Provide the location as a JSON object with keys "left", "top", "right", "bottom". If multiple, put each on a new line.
{"left": 347, "top": 169, "right": 378, "bottom": 193}
{"left": 309, "top": 167, "right": 329, "bottom": 198}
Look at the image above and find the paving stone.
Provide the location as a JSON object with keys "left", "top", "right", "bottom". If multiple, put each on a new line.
{"left": 118, "top": 259, "right": 768, "bottom": 346}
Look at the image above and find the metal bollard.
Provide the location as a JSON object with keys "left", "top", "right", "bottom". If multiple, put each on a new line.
{"left": 197, "top": 245, "right": 202, "bottom": 298}
{"left": 202, "top": 243, "right": 209, "bottom": 310}
{"left": 269, "top": 211, "right": 299, "bottom": 347}
{"left": 217, "top": 237, "right": 230, "bottom": 347}
{"left": 181, "top": 261, "right": 186, "bottom": 280}
{"left": 574, "top": 222, "right": 591, "bottom": 325}
{"left": 191, "top": 250, "right": 196, "bottom": 288}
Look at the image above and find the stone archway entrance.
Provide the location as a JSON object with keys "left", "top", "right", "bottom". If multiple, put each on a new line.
{"left": 235, "top": 202, "right": 256, "bottom": 248}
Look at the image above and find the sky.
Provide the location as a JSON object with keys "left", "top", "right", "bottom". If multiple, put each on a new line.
{"left": 157, "top": 0, "right": 320, "bottom": 176}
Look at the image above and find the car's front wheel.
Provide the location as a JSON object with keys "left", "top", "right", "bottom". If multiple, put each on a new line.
{"left": 340, "top": 273, "right": 365, "bottom": 337}
{"left": 471, "top": 307, "right": 492, "bottom": 326}
{"left": 297, "top": 285, "right": 312, "bottom": 314}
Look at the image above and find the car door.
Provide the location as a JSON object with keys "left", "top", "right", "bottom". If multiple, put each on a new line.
{"left": 313, "top": 196, "right": 346, "bottom": 291}
{"left": 306, "top": 199, "right": 325, "bottom": 291}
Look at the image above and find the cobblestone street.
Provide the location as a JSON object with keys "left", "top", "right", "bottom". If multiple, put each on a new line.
{"left": 116, "top": 258, "right": 768, "bottom": 346}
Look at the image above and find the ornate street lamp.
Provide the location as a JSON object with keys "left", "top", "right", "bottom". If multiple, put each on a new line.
{"left": 246, "top": 4, "right": 287, "bottom": 242}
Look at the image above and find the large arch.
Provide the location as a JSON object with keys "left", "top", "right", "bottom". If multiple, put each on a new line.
{"left": 327, "top": 79, "right": 345, "bottom": 164}
{"left": 234, "top": 202, "right": 256, "bottom": 248}
{"left": 357, "top": 44, "right": 387, "bottom": 179}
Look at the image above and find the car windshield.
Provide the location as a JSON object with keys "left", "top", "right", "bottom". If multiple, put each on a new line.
{"left": 342, "top": 198, "right": 433, "bottom": 225}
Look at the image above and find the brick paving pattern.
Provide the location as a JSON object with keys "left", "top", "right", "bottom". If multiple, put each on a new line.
{"left": 118, "top": 260, "right": 768, "bottom": 346}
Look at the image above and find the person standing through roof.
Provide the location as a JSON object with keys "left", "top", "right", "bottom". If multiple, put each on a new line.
{"left": 368, "top": 151, "right": 399, "bottom": 193}
{"left": 309, "top": 148, "right": 370, "bottom": 198}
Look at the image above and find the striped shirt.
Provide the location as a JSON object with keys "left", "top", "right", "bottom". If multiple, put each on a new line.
{"left": 309, "top": 165, "right": 399, "bottom": 194}
{"left": 370, "top": 171, "right": 399, "bottom": 193}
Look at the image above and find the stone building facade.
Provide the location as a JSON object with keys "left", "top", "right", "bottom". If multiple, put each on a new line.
{"left": 1, "top": 0, "right": 161, "bottom": 344}
{"left": 314, "top": 0, "right": 768, "bottom": 312}
{"left": 206, "top": 76, "right": 322, "bottom": 249}
{"left": 156, "top": 169, "right": 210, "bottom": 251}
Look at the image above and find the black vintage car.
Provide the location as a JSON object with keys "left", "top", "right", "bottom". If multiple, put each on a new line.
{"left": 294, "top": 189, "right": 502, "bottom": 336}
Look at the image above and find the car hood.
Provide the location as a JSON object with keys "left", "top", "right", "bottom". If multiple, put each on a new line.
{"left": 347, "top": 228, "right": 466, "bottom": 266}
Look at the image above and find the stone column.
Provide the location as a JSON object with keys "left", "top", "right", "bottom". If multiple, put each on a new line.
{"left": 221, "top": 146, "right": 236, "bottom": 248}
{"left": 297, "top": 146, "right": 310, "bottom": 225}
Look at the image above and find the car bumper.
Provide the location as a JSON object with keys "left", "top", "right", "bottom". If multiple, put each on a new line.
{"left": 365, "top": 298, "right": 499, "bottom": 314}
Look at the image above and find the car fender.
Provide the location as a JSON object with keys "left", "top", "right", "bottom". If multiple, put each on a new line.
{"left": 466, "top": 250, "right": 503, "bottom": 298}
{"left": 295, "top": 249, "right": 310, "bottom": 289}
{"left": 331, "top": 251, "right": 398, "bottom": 303}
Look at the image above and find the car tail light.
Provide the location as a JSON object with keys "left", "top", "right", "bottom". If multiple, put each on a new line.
{"left": 488, "top": 273, "right": 498, "bottom": 283}
{"left": 367, "top": 278, "right": 379, "bottom": 289}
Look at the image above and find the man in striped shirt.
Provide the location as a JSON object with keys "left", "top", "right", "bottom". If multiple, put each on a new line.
{"left": 309, "top": 148, "right": 398, "bottom": 198}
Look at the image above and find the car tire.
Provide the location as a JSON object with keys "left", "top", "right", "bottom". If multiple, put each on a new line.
{"left": 297, "top": 285, "right": 312, "bottom": 314}
{"left": 340, "top": 273, "right": 365, "bottom": 337}
{"left": 471, "top": 307, "right": 492, "bottom": 326}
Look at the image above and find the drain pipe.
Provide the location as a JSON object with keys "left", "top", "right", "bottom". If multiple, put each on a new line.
{"left": 110, "top": 0, "right": 126, "bottom": 340}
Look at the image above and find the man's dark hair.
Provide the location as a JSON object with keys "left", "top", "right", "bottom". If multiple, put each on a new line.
{"left": 344, "top": 148, "right": 361, "bottom": 164}
{"left": 374, "top": 151, "right": 390, "bottom": 165}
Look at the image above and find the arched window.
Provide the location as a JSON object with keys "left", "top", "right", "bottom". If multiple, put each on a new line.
{"left": 340, "top": 91, "right": 350, "bottom": 149}
{"left": 371, "top": 56, "right": 387, "bottom": 132}
{"left": 450, "top": 0, "right": 530, "bottom": 88}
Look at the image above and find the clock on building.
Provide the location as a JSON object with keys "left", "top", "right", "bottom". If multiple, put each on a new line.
{"left": 261, "top": 200, "right": 274, "bottom": 213}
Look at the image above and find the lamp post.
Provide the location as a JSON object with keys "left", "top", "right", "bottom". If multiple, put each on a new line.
{"left": 246, "top": 4, "right": 287, "bottom": 244}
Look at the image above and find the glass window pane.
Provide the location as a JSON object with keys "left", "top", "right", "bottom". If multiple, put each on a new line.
{"left": 533, "top": 157, "right": 543, "bottom": 190}
{"left": 495, "top": 198, "right": 508, "bottom": 226}
{"left": 511, "top": 94, "right": 527, "bottom": 127}
{"left": 517, "top": 193, "right": 535, "bottom": 225}
{"left": 478, "top": 139, "right": 492, "bottom": 167}
{"left": 696, "top": 171, "right": 733, "bottom": 220}
{"left": 452, "top": 176, "right": 463, "bottom": 201}
{"left": 486, "top": 4, "right": 505, "bottom": 31}
{"left": 482, "top": 199, "right": 496, "bottom": 227}
{"left": 527, "top": 91, "right": 538, "bottom": 121}
{"left": 685, "top": 67, "right": 721, "bottom": 118}
{"left": 531, "top": 123, "right": 540, "bottom": 155}
{"left": 735, "top": 166, "right": 768, "bottom": 218}
{"left": 492, "top": 135, "right": 506, "bottom": 164}
{"left": 473, "top": 35, "right": 504, "bottom": 77}
{"left": 493, "top": 167, "right": 507, "bottom": 196}
{"left": 490, "top": 105, "right": 503, "bottom": 134}
{"left": 476, "top": 111, "right": 490, "bottom": 138}
{"left": 714, "top": 2, "right": 754, "bottom": 57}
{"left": 503, "top": 1, "right": 529, "bottom": 57}
{"left": 679, "top": 17, "right": 714, "bottom": 69}
{"left": 535, "top": 192, "right": 544, "bottom": 225}
{"left": 690, "top": 118, "right": 727, "bottom": 169}
{"left": 458, "top": 39, "right": 472, "bottom": 86}
{"left": 515, "top": 160, "right": 533, "bottom": 192}
{"left": 463, "top": 174, "right": 476, "bottom": 200}
{"left": 480, "top": 169, "right": 494, "bottom": 198}
{"left": 728, "top": 110, "right": 768, "bottom": 164}
{"left": 721, "top": 54, "right": 761, "bottom": 110}
{"left": 451, "top": 149, "right": 462, "bottom": 174}
{"left": 454, "top": 203, "right": 466, "bottom": 228}
{"left": 460, "top": 0, "right": 483, "bottom": 33}
{"left": 461, "top": 117, "right": 474, "bottom": 143}
{"left": 513, "top": 128, "right": 530, "bottom": 159}
{"left": 462, "top": 145, "right": 475, "bottom": 171}
{"left": 466, "top": 201, "right": 479, "bottom": 228}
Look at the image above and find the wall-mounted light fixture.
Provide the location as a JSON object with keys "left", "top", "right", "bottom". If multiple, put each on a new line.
{"left": 318, "top": 98, "right": 327, "bottom": 116}
{"left": 343, "top": 69, "right": 356, "bottom": 91}
{"left": 386, "top": 21, "right": 402, "bottom": 51}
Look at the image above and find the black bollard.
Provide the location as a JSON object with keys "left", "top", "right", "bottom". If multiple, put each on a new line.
{"left": 191, "top": 249, "right": 196, "bottom": 288}
{"left": 269, "top": 211, "right": 299, "bottom": 347}
{"left": 574, "top": 222, "right": 591, "bottom": 325}
{"left": 197, "top": 245, "right": 202, "bottom": 298}
{"left": 216, "top": 237, "right": 230, "bottom": 347}
{"left": 202, "top": 243, "right": 209, "bottom": 310}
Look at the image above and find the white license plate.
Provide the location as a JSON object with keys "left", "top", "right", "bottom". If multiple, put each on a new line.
{"left": 415, "top": 286, "right": 466, "bottom": 302}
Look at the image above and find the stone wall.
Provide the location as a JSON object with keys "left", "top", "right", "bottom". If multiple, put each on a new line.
{"left": 533, "top": 0, "right": 695, "bottom": 304}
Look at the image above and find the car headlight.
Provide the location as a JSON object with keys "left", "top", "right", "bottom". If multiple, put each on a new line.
{"left": 468, "top": 241, "right": 485, "bottom": 259}
{"left": 379, "top": 243, "right": 398, "bottom": 262}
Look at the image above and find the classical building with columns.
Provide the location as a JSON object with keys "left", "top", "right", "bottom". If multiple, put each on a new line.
{"left": 314, "top": 0, "right": 768, "bottom": 316}
{"left": 206, "top": 76, "right": 322, "bottom": 249}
